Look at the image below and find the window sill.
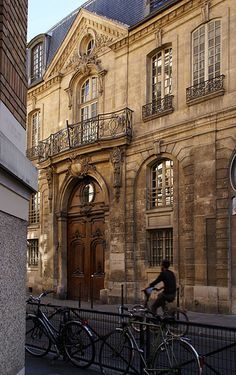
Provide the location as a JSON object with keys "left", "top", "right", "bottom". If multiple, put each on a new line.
{"left": 27, "top": 266, "right": 39, "bottom": 271}
{"left": 146, "top": 206, "right": 173, "bottom": 214}
{"left": 142, "top": 108, "right": 174, "bottom": 122}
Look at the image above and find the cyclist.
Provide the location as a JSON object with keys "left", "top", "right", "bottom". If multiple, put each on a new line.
{"left": 145, "top": 259, "right": 176, "bottom": 315}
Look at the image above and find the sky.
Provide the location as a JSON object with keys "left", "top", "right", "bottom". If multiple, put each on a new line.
{"left": 27, "top": 0, "right": 85, "bottom": 42}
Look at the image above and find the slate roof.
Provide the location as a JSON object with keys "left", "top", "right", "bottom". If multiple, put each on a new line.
{"left": 34, "top": 0, "right": 179, "bottom": 67}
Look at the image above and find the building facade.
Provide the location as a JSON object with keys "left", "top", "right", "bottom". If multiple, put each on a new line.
{"left": 0, "top": 0, "right": 37, "bottom": 374}
{"left": 26, "top": 0, "right": 236, "bottom": 313}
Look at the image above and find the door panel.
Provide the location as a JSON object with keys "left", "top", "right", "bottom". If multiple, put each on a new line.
{"left": 67, "top": 216, "right": 105, "bottom": 301}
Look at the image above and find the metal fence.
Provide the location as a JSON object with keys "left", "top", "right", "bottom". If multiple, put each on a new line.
{"left": 26, "top": 302, "right": 236, "bottom": 374}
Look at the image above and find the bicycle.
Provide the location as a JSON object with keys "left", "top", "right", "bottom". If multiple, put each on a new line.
{"left": 26, "top": 290, "right": 95, "bottom": 368}
{"left": 130, "top": 287, "right": 189, "bottom": 337}
{"left": 99, "top": 309, "right": 202, "bottom": 374}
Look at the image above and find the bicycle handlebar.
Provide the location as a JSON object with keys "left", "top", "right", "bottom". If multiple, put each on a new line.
{"left": 26, "top": 290, "right": 54, "bottom": 303}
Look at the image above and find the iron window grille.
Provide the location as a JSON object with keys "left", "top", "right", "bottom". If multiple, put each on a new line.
{"left": 28, "top": 192, "right": 40, "bottom": 224}
{"left": 147, "top": 228, "right": 173, "bottom": 267}
{"left": 27, "top": 239, "right": 39, "bottom": 267}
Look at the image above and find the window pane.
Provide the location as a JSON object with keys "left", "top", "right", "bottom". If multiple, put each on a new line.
{"left": 29, "top": 192, "right": 40, "bottom": 224}
{"left": 149, "top": 159, "right": 173, "bottom": 209}
{"left": 152, "top": 48, "right": 172, "bottom": 101}
{"left": 192, "top": 20, "right": 221, "bottom": 83}
{"left": 32, "top": 112, "right": 40, "bottom": 147}
{"left": 31, "top": 43, "right": 43, "bottom": 81}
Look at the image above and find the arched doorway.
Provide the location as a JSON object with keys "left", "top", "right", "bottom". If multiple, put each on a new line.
{"left": 67, "top": 177, "right": 105, "bottom": 301}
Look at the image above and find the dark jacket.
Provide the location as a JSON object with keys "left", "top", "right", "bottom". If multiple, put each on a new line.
{"left": 149, "top": 269, "right": 176, "bottom": 295}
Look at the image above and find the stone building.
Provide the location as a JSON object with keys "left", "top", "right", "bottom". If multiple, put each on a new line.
{"left": 0, "top": 0, "right": 37, "bottom": 374}
{"left": 26, "top": 0, "right": 236, "bottom": 313}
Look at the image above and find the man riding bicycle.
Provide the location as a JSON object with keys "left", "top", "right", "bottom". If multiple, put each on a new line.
{"left": 145, "top": 259, "right": 176, "bottom": 315}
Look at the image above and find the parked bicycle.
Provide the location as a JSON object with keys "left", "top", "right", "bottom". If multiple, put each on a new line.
{"left": 26, "top": 290, "right": 95, "bottom": 368}
{"left": 129, "top": 287, "right": 189, "bottom": 337}
{"left": 99, "top": 307, "right": 202, "bottom": 374}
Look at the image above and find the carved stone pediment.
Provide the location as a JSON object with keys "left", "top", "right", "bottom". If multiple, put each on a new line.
{"left": 47, "top": 13, "right": 126, "bottom": 79}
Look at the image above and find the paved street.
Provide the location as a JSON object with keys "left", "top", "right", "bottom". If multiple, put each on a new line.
{"left": 26, "top": 353, "right": 100, "bottom": 375}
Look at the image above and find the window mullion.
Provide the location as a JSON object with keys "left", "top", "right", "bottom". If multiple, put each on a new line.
{"left": 205, "top": 24, "right": 208, "bottom": 81}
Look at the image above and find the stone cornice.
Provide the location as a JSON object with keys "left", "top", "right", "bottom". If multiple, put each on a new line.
{"left": 110, "top": 0, "right": 207, "bottom": 51}
{"left": 28, "top": 75, "right": 62, "bottom": 99}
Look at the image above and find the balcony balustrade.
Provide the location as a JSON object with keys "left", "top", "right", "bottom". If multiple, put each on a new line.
{"left": 26, "top": 107, "right": 132, "bottom": 161}
{"left": 186, "top": 75, "right": 225, "bottom": 104}
{"left": 142, "top": 95, "right": 174, "bottom": 121}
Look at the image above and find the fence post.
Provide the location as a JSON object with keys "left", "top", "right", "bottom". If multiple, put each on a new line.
{"left": 121, "top": 284, "right": 124, "bottom": 314}
{"left": 78, "top": 282, "right": 81, "bottom": 308}
{"left": 177, "top": 286, "right": 180, "bottom": 308}
{"left": 90, "top": 274, "right": 94, "bottom": 309}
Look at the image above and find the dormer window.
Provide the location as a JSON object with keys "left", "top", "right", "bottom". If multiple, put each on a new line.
{"left": 27, "top": 34, "right": 47, "bottom": 85}
{"left": 31, "top": 43, "right": 43, "bottom": 82}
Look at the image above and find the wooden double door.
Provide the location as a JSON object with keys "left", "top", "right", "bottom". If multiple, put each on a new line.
{"left": 67, "top": 215, "right": 105, "bottom": 301}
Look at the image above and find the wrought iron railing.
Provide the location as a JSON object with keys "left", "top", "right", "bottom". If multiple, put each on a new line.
{"left": 186, "top": 75, "right": 225, "bottom": 103}
{"left": 26, "top": 108, "right": 133, "bottom": 161}
{"left": 142, "top": 95, "right": 174, "bottom": 120}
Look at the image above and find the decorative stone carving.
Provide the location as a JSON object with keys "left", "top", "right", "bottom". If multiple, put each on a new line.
{"left": 68, "top": 155, "right": 96, "bottom": 178}
{"left": 72, "top": 229, "right": 85, "bottom": 239}
{"left": 111, "top": 147, "right": 123, "bottom": 202}
{"left": 65, "top": 87, "right": 72, "bottom": 109}
{"left": 155, "top": 28, "right": 163, "bottom": 48}
{"left": 153, "top": 139, "right": 164, "bottom": 155}
{"left": 201, "top": 0, "right": 211, "bottom": 22}
{"left": 46, "top": 166, "right": 55, "bottom": 212}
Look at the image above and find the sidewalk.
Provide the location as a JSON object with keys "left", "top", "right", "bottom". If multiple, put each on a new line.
{"left": 42, "top": 296, "right": 236, "bottom": 328}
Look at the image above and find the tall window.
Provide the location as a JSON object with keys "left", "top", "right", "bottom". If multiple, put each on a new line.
{"left": 31, "top": 43, "right": 43, "bottom": 82}
{"left": 27, "top": 239, "right": 39, "bottom": 267}
{"left": 148, "top": 159, "right": 173, "bottom": 209}
{"left": 80, "top": 76, "right": 98, "bottom": 143}
{"left": 31, "top": 111, "right": 40, "bottom": 147}
{"left": 152, "top": 48, "right": 172, "bottom": 102}
{"left": 147, "top": 229, "right": 173, "bottom": 267}
{"left": 29, "top": 192, "right": 40, "bottom": 224}
{"left": 192, "top": 20, "right": 221, "bottom": 85}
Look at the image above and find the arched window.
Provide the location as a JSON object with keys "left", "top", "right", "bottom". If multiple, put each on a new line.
{"left": 86, "top": 39, "right": 95, "bottom": 55}
{"left": 192, "top": 20, "right": 221, "bottom": 85}
{"left": 148, "top": 159, "right": 173, "bottom": 209}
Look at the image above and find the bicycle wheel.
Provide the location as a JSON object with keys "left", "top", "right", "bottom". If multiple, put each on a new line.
{"left": 151, "top": 338, "right": 201, "bottom": 374}
{"left": 166, "top": 309, "right": 189, "bottom": 337}
{"left": 25, "top": 315, "right": 51, "bottom": 357}
{"left": 63, "top": 321, "right": 95, "bottom": 368}
{"left": 99, "top": 328, "right": 133, "bottom": 374}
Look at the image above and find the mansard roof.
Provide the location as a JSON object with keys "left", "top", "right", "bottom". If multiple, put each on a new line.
{"left": 30, "top": 0, "right": 180, "bottom": 67}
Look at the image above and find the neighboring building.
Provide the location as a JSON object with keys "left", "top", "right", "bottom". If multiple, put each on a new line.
{"left": 0, "top": 0, "right": 38, "bottom": 374}
{"left": 26, "top": 0, "right": 236, "bottom": 313}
